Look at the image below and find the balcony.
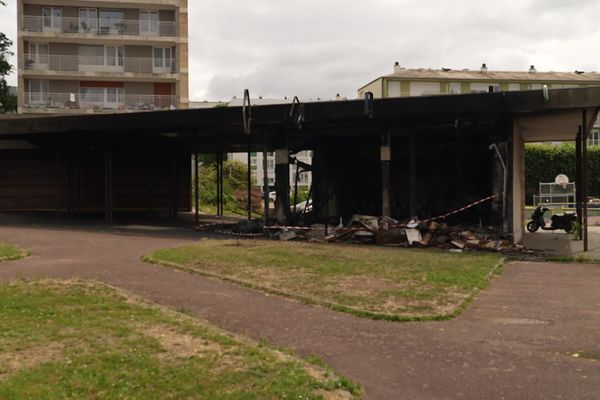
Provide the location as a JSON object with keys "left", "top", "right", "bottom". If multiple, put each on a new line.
{"left": 24, "top": 54, "right": 176, "bottom": 75}
{"left": 23, "top": 16, "right": 176, "bottom": 37}
{"left": 23, "top": 92, "right": 177, "bottom": 113}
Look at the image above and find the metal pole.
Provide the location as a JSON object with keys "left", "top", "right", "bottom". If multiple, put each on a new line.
{"left": 293, "top": 167, "right": 299, "bottom": 216}
{"left": 247, "top": 139, "right": 252, "bottom": 220}
{"left": 215, "top": 151, "right": 220, "bottom": 216}
{"left": 194, "top": 153, "right": 199, "bottom": 226}
{"left": 219, "top": 151, "right": 224, "bottom": 216}
{"left": 576, "top": 128, "right": 583, "bottom": 226}
{"left": 263, "top": 148, "right": 270, "bottom": 226}
{"left": 583, "top": 110, "right": 589, "bottom": 251}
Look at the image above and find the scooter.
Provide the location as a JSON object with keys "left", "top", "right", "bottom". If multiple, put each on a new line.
{"left": 526, "top": 206, "right": 576, "bottom": 233}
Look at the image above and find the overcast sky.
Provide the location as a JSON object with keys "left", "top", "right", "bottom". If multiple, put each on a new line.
{"left": 2, "top": 0, "right": 600, "bottom": 101}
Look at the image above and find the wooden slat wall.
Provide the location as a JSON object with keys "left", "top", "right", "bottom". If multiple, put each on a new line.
{"left": 0, "top": 151, "right": 191, "bottom": 211}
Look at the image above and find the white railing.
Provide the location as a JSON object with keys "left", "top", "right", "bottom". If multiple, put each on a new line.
{"left": 24, "top": 54, "right": 176, "bottom": 74}
{"left": 24, "top": 92, "right": 177, "bottom": 112}
{"left": 23, "top": 16, "right": 177, "bottom": 37}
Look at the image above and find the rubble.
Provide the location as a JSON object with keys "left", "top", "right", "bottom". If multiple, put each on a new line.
{"left": 216, "top": 212, "right": 535, "bottom": 256}
{"left": 263, "top": 214, "right": 534, "bottom": 254}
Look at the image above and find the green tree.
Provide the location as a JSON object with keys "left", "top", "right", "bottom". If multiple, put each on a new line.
{"left": 194, "top": 159, "right": 252, "bottom": 211}
{"left": 0, "top": 0, "right": 16, "bottom": 113}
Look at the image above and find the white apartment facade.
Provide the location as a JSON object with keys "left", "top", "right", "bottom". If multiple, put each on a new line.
{"left": 230, "top": 151, "right": 313, "bottom": 192}
{"left": 17, "top": 0, "right": 189, "bottom": 114}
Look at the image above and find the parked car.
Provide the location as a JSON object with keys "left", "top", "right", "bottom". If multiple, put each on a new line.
{"left": 588, "top": 198, "right": 600, "bottom": 208}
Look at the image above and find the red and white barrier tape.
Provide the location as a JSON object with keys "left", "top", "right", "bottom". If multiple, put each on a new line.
{"left": 212, "top": 230, "right": 264, "bottom": 238}
{"left": 195, "top": 222, "right": 223, "bottom": 231}
{"left": 195, "top": 195, "right": 499, "bottom": 238}
{"left": 263, "top": 194, "right": 499, "bottom": 232}
{"left": 419, "top": 194, "right": 499, "bottom": 224}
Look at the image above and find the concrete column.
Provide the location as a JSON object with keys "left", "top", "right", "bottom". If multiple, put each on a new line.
{"left": 17, "top": 0, "right": 24, "bottom": 114}
{"left": 275, "top": 148, "right": 290, "bottom": 225}
{"left": 381, "top": 134, "right": 392, "bottom": 217}
{"left": 409, "top": 138, "right": 417, "bottom": 216}
{"left": 510, "top": 122, "right": 525, "bottom": 243}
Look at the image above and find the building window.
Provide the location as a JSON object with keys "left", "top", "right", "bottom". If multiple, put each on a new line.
{"left": 79, "top": 8, "right": 98, "bottom": 32}
{"left": 26, "top": 42, "right": 49, "bottom": 68}
{"left": 153, "top": 48, "right": 172, "bottom": 69}
{"left": 589, "top": 130, "right": 600, "bottom": 146}
{"left": 388, "top": 81, "right": 401, "bottom": 97}
{"left": 448, "top": 82, "right": 461, "bottom": 94}
{"left": 80, "top": 87, "right": 124, "bottom": 109}
{"left": 470, "top": 83, "right": 500, "bottom": 93}
{"left": 409, "top": 81, "right": 440, "bottom": 96}
{"left": 79, "top": 45, "right": 123, "bottom": 69}
{"left": 106, "top": 46, "right": 124, "bottom": 67}
{"left": 99, "top": 10, "right": 124, "bottom": 34}
{"left": 28, "top": 80, "right": 49, "bottom": 105}
{"left": 42, "top": 7, "right": 62, "bottom": 32}
{"left": 140, "top": 11, "right": 159, "bottom": 35}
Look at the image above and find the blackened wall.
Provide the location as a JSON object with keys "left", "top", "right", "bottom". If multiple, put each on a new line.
{"left": 0, "top": 149, "right": 191, "bottom": 212}
{"left": 313, "top": 124, "right": 505, "bottom": 226}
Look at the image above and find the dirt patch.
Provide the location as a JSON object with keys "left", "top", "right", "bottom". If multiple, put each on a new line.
{"left": 140, "top": 324, "right": 223, "bottom": 361}
{"left": 317, "top": 389, "right": 355, "bottom": 400}
{"left": 0, "top": 343, "right": 63, "bottom": 380}
{"left": 336, "top": 276, "right": 399, "bottom": 297}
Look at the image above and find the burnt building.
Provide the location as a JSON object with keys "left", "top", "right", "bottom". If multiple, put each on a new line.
{"left": 0, "top": 87, "right": 598, "bottom": 247}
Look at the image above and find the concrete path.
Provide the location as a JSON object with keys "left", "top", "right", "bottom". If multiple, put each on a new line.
{"left": 1, "top": 223, "right": 600, "bottom": 399}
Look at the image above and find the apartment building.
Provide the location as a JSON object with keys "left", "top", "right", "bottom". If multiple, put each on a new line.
{"left": 230, "top": 151, "right": 313, "bottom": 193}
{"left": 17, "top": 0, "right": 188, "bottom": 114}
{"left": 358, "top": 63, "right": 600, "bottom": 144}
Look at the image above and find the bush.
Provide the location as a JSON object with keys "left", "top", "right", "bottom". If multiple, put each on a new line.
{"left": 525, "top": 143, "right": 600, "bottom": 204}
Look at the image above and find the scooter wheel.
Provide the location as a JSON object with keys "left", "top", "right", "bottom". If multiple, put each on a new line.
{"left": 527, "top": 221, "right": 540, "bottom": 233}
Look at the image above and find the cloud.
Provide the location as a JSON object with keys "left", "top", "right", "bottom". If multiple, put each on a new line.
{"left": 2, "top": 0, "right": 600, "bottom": 100}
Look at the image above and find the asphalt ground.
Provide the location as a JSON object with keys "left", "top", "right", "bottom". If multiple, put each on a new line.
{"left": 1, "top": 217, "right": 599, "bottom": 399}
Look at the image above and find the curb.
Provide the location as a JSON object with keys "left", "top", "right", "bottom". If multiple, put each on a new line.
{"left": 142, "top": 255, "right": 506, "bottom": 323}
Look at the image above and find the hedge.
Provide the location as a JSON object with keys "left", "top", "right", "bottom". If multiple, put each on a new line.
{"left": 525, "top": 143, "right": 600, "bottom": 204}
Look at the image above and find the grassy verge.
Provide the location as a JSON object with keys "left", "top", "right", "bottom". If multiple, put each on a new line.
{"left": 547, "top": 255, "right": 600, "bottom": 264}
{"left": 0, "top": 243, "right": 28, "bottom": 262}
{"left": 0, "top": 280, "right": 360, "bottom": 399}
{"left": 144, "top": 240, "right": 504, "bottom": 321}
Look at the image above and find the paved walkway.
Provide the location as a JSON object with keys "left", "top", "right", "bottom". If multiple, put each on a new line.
{"left": 1, "top": 222, "right": 600, "bottom": 399}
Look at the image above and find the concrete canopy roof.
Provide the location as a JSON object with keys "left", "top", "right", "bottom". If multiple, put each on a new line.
{"left": 1, "top": 87, "right": 600, "bottom": 150}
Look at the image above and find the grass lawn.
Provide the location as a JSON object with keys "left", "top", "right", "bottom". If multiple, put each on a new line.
{"left": 0, "top": 243, "right": 27, "bottom": 262}
{"left": 145, "top": 240, "right": 504, "bottom": 321}
{"left": 0, "top": 280, "right": 360, "bottom": 400}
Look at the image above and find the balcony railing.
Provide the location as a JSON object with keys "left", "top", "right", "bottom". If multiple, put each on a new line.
{"left": 24, "top": 54, "right": 176, "bottom": 74}
{"left": 24, "top": 92, "right": 177, "bottom": 112}
{"left": 23, "top": 16, "right": 177, "bottom": 37}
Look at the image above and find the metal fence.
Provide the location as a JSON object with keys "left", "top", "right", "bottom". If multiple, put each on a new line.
{"left": 533, "top": 182, "right": 576, "bottom": 207}
{"left": 23, "top": 16, "right": 176, "bottom": 37}
{"left": 24, "top": 92, "right": 177, "bottom": 112}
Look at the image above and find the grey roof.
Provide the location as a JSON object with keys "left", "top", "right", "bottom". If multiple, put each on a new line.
{"left": 359, "top": 68, "right": 600, "bottom": 91}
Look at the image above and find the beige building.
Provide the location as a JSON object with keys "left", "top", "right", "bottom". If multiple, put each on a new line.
{"left": 359, "top": 63, "right": 600, "bottom": 144}
{"left": 17, "top": 0, "right": 188, "bottom": 114}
